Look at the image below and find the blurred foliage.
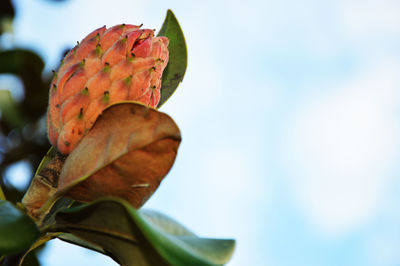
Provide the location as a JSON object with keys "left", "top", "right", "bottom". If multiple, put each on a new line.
{"left": 0, "top": 49, "right": 51, "bottom": 203}
{"left": 0, "top": 0, "right": 15, "bottom": 19}
{"left": 0, "top": 0, "right": 14, "bottom": 35}
{"left": 0, "top": 0, "right": 69, "bottom": 264}
{"left": 0, "top": 199, "right": 39, "bottom": 255}
{"left": 0, "top": 2, "right": 56, "bottom": 202}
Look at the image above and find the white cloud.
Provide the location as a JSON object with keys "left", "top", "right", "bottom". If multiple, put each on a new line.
{"left": 160, "top": 21, "right": 224, "bottom": 121}
{"left": 187, "top": 146, "right": 266, "bottom": 266}
{"left": 367, "top": 230, "right": 400, "bottom": 266}
{"left": 365, "top": 195, "right": 400, "bottom": 266}
{"left": 282, "top": 58, "right": 400, "bottom": 236}
{"left": 337, "top": 0, "right": 400, "bottom": 37}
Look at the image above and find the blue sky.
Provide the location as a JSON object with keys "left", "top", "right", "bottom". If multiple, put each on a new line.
{"left": 3, "top": 0, "right": 400, "bottom": 265}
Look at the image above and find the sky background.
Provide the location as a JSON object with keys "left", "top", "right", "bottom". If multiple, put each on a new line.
{"left": 2, "top": 0, "right": 400, "bottom": 265}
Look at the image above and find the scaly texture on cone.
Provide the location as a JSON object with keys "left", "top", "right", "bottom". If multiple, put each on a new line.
{"left": 47, "top": 24, "right": 169, "bottom": 154}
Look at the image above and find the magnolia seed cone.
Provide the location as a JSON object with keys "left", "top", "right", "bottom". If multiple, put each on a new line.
{"left": 48, "top": 24, "right": 169, "bottom": 154}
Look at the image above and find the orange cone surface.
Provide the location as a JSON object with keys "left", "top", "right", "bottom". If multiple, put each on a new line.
{"left": 47, "top": 24, "right": 169, "bottom": 154}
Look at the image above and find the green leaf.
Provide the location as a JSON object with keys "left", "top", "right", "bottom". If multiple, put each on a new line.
{"left": 54, "top": 198, "right": 235, "bottom": 266}
{"left": 54, "top": 198, "right": 169, "bottom": 266}
{"left": 0, "top": 200, "right": 39, "bottom": 256}
{"left": 157, "top": 9, "right": 187, "bottom": 108}
{"left": 138, "top": 209, "right": 235, "bottom": 265}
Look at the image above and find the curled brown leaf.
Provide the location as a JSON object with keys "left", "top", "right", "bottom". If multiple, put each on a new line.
{"left": 57, "top": 102, "right": 181, "bottom": 208}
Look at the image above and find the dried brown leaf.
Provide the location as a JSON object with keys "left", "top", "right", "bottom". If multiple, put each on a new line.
{"left": 57, "top": 102, "right": 181, "bottom": 208}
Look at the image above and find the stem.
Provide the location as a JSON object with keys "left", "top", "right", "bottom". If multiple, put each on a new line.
{"left": 34, "top": 194, "right": 61, "bottom": 225}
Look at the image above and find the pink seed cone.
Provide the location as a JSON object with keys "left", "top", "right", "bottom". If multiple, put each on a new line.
{"left": 47, "top": 24, "right": 169, "bottom": 154}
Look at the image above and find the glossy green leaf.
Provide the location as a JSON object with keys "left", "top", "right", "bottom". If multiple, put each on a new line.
{"left": 0, "top": 200, "right": 39, "bottom": 256}
{"left": 54, "top": 198, "right": 168, "bottom": 266}
{"left": 157, "top": 10, "right": 187, "bottom": 108}
{"left": 54, "top": 198, "right": 235, "bottom": 266}
{"left": 138, "top": 209, "right": 235, "bottom": 265}
{"left": 41, "top": 197, "right": 74, "bottom": 227}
